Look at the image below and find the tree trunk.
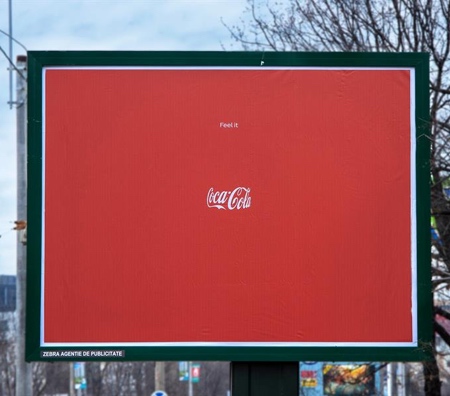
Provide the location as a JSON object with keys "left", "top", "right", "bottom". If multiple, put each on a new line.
{"left": 423, "top": 349, "right": 441, "bottom": 396}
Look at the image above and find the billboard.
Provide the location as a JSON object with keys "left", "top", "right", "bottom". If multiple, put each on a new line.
{"left": 26, "top": 52, "right": 430, "bottom": 361}
{"left": 299, "top": 362, "right": 382, "bottom": 395}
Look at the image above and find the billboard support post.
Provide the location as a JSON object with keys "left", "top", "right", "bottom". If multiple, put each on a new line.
{"left": 231, "top": 362, "right": 298, "bottom": 396}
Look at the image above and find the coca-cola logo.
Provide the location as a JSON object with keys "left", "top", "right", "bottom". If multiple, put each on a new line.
{"left": 207, "top": 187, "right": 251, "bottom": 210}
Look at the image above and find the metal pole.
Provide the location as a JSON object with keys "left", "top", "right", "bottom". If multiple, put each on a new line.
{"left": 155, "top": 362, "right": 165, "bottom": 392}
{"left": 15, "top": 55, "right": 32, "bottom": 396}
{"left": 188, "top": 361, "right": 193, "bottom": 396}
{"left": 70, "top": 363, "right": 75, "bottom": 396}
{"left": 8, "top": 0, "right": 13, "bottom": 108}
{"left": 387, "top": 363, "right": 396, "bottom": 396}
{"left": 397, "top": 363, "right": 406, "bottom": 396}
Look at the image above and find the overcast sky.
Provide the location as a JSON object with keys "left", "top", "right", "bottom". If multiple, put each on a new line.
{"left": 0, "top": 0, "right": 250, "bottom": 275}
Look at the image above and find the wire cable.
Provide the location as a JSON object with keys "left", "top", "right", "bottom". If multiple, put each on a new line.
{"left": 0, "top": 29, "right": 27, "bottom": 52}
{"left": 0, "top": 45, "right": 26, "bottom": 81}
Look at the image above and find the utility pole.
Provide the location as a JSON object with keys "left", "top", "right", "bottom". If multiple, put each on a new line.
{"left": 15, "top": 54, "right": 32, "bottom": 396}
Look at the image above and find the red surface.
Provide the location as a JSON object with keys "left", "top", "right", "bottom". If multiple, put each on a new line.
{"left": 43, "top": 68, "right": 413, "bottom": 343}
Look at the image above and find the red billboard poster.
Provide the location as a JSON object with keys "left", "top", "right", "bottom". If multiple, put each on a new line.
{"left": 26, "top": 52, "right": 430, "bottom": 361}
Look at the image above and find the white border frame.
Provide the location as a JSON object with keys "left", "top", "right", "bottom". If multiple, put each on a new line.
{"left": 40, "top": 66, "right": 417, "bottom": 348}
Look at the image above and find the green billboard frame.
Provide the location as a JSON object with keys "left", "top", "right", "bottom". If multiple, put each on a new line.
{"left": 26, "top": 51, "right": 431, "bottom": 362}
